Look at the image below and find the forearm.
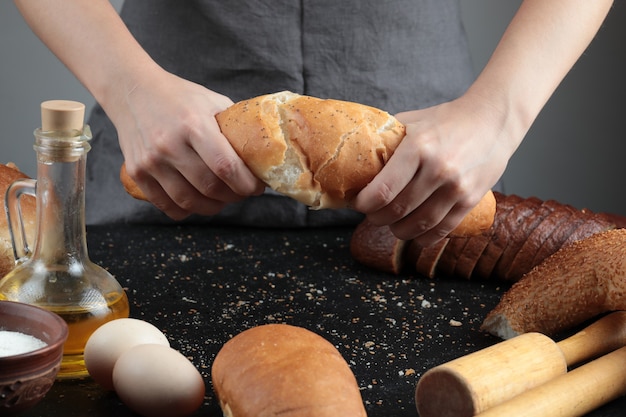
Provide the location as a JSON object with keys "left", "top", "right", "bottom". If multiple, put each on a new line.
{"left": 13, "top": 0, "right": 160, "bottom": 117}
{"left": 467, "top": 0, "right": 613, "bottom": 149}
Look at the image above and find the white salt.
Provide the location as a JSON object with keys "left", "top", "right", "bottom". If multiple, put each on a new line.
{"left": 0, "top": 330, "right": 48, "bottom": 357}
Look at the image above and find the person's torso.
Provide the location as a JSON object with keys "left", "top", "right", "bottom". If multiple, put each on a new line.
{"left": 85, "top": 0, "right": 476, "bottom": 225}
{"left": 120, "top": 0, "right": 474, "bottom": 113}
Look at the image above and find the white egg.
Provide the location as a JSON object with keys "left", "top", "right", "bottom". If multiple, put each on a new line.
{"left": 112, "top": 344, "right": 205, "bottom": 417}
{"left": 84, "top": 318, "right": 170, "bottom": 390}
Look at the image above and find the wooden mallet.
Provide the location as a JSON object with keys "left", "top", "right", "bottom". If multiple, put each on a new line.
{"left": 474, "top": 345, "right": 626, "bottom": 417}
{"left": 415, "top": 311, "right": 626, "bottom": 417}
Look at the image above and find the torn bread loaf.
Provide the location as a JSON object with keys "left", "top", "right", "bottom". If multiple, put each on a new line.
{"left": 122, "top": 90, "right": 404, "bottom": 209}
{"left": 216, "top": 90, "right": 404, "bottom": 209}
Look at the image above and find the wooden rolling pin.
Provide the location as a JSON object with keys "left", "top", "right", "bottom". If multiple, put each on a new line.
{"left": 415, "top": 311, "right": 626, "bottom": 417}
{"left": 474, "top": 345, "right": 626, "bottom": 417}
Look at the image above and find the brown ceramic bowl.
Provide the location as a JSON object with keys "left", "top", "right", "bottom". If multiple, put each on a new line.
{"left": 0, "top": 300, "right": 68, "bottom": 416}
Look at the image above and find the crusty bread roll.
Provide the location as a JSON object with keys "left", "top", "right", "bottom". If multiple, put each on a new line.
{"left": 121, "top": 91, "right": 496, "bottom": 234}
{"left": 481, "top": 228, "right": 626, "bottom": 339}
{"left": 211, "top": 323, "right": 367, "bottom": 417}
{"left": 0, "top": 163, "right": 36, "bottom": 278}
{"left": 216, "top": 90, "right": 405, "bottom": 209}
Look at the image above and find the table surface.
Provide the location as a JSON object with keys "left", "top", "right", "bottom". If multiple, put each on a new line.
{"left": 20, "top": 223, "right": 626, "bottom": 417}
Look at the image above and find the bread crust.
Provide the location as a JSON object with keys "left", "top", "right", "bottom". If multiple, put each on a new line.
{"left": 119, "top": 163, "right": 144, "bottom": 204}
{"left": 450, "top": 189, "right": 497, "bottom": 237}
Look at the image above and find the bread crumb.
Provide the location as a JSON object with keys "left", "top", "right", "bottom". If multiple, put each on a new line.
{"left": 449, "top": 319, "right": 462, "bottom": 327}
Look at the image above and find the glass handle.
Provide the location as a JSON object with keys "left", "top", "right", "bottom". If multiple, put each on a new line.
{"left": 4, "top": 178, "right": 37, "bottom": 262}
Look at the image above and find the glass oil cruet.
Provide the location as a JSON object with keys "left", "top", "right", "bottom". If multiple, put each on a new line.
{"left": 0, "top": 100, "right": 129, "bottom": 379}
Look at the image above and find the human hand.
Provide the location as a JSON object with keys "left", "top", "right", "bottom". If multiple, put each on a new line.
{"left": 111, "top": 70, "right": 265, "bottom": 220}
{"left": 353, "top": 95, "right": 516, "bottom": 246}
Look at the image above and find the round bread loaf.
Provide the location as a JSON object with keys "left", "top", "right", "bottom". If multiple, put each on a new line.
{"left": 0, "top": 163, "right": 36, "bottom": 277}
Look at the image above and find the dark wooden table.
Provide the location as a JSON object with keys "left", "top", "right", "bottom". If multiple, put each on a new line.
{"left": 21, "top": 224, "right": 626, "bottom": 416}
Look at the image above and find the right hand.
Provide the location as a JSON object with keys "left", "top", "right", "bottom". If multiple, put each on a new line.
{"left": 110, "top": 69, "right": 265, "bottom": 220}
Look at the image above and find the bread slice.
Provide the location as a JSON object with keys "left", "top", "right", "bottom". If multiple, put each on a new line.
{"left": 349, "top": 219, "right": 408, "bottom": 274}
{"left": 473, "top": 194, "right": 523, "bottom": 278}
{"left": 435, "top": 235, "right": 468, "bottom": 277}
{"left": 504, "top": 202, "right": 562, "bottom": 280}
{"left": 454, "top": 231, "right": 493, "bottom": 280}
{"left": 561, "top": 212, "right": 614, "bottom": 247}
{"left": 529, "top": 207, "right": 587, "bottom": 267}
{"left": 492, "top": 196, "right": 544, "bottom": 280}
{"left": 414, "top": 238, "right": 450, "bottom": 279}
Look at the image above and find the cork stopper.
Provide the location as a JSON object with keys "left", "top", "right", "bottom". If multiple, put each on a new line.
{"left": 41, "top": 100, "right": 85, "bottom": 131}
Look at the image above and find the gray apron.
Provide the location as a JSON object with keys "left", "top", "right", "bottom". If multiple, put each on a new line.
{"left": 86, "top": 0, "right": 479, "bottom": 226}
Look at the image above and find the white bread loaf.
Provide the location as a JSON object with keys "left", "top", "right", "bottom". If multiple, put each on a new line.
{"left": 0, "top": 163, "right": 36, "bottom": 278}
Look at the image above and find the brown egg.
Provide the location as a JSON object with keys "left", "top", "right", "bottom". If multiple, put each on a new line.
{"left": 112, "top": 344, "right": 205, "bottom": 417}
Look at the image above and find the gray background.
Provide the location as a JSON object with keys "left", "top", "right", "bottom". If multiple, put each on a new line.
{"left": 1, "top": 1, "right": 625, "bottom": 215}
